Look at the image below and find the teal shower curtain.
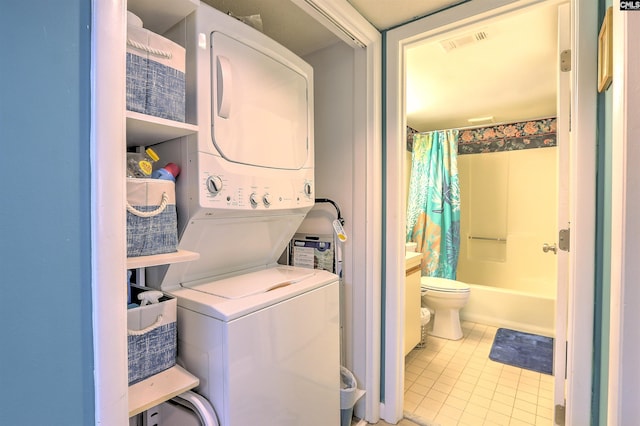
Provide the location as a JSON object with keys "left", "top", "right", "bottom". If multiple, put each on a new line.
{"left": 406, "top": 130, "right": 461, "bottom": 279}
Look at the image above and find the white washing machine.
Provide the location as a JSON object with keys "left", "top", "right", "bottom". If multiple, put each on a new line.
{"left": 171, "top": 266, "right": 339, "bottom": 425}
{"left": 146, "top": 4, "right": 340, "bottom": 425}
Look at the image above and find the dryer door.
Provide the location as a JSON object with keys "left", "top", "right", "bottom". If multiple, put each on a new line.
{"left": 210, "top": 31, "right": 310, "bottom": 170}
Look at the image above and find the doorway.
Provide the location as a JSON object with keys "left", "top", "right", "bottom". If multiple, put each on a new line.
{"left": 383, "top": 0, "right": 597, "bottom": 424}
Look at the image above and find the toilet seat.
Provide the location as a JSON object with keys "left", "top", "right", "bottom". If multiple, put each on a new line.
{"left": 421, "top": 277, "right": 470, "bottom": 293}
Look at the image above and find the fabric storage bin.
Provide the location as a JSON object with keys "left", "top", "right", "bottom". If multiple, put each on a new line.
{"left": 127, "top": 285, "right": 177, "bottom": 385}
{"left": 126, "top": 23, "right": 148, "bottom": 115}
{"left": 145, "top": 30, "right": 186, "bottom": 122}
{"left": 126, "top": 21, "right": 186, "bottom": 122}
{"left": 126, "top": 178, "right": 178, "bottom": 257}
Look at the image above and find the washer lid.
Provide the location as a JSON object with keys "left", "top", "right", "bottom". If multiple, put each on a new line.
{"left": 422, "top": 277, "right": 470, "bottom": 292}
{"left": 169, "top": 266, "right": 338, "bottom": 321}
{"left": 194, "top": 266, "right": 316, "bottom": 299}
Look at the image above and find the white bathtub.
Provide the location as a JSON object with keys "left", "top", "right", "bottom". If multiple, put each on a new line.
{"left": 460, "top": 283, "right": 555, "bottom": 337}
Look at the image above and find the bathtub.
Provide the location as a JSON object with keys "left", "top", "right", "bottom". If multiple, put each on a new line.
{"left": 460, "top": 283, "right": 555, "bottom": 337}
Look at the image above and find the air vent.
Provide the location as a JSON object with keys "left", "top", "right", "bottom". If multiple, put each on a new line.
{"left": 439, "top": 30, "right": 489, "bottom": 52}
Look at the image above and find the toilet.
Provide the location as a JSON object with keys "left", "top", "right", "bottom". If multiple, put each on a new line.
{"left": 421, "top": 277, "right": 470, "bottom": 340}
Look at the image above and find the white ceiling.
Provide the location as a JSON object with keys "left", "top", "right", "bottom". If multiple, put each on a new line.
{"left": 347, "top": 0, "right": 465, "bottom": 30}
{"left": 202, "top": 0, "right": 559, "bottom": 132}
{"left": 406, "top": 3, "right": 559, "bottom": 131}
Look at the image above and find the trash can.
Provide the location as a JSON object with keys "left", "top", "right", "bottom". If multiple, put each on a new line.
{"left": 417, "top": 307, "right": 431, "bottom": 348}
{"left": 340, "top": 366, "right": 365, "bottom": 426}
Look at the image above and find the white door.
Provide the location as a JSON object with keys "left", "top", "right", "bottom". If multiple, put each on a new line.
{"left": 553, "top": 3, "right": 570, "bottom": 424}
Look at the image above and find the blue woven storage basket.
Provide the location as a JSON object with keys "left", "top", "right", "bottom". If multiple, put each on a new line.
{"left": 127, "top": 285, "right": 177, "bottom": 385}
{"left": 126, "top": 178, "right": 178, "bottom": 257}
{"left": 146, "top": 58, "right": 185, "bottom": 122}
{"left": 128, "top": 321, "right": 177, "bottom": 385}
{"left": 126, "top": 52, "right": 147, "bottom": 114}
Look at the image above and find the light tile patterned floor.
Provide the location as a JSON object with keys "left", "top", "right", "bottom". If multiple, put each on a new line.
{"left": 403, "top": 321, "right": 554, "bottom": 426}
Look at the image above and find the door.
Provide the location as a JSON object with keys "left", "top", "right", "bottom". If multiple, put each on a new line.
{"left": 553, "top": 3, "right": 570, "bottom": 424}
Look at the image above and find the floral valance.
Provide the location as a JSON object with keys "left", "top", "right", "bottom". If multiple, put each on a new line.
{"left": 407, "top": 117, "right": 557, "bottom": 154}
{"left": 458, "top": 117, "right": 556, "bottom": 154}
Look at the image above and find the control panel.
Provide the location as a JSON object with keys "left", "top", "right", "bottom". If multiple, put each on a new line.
{"left": 199, "top": 170, "right": 313, "bottom": 211}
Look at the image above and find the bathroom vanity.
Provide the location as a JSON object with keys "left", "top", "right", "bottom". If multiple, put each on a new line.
{"left": 404, "top": 252, "right": 422, "bottom": 355}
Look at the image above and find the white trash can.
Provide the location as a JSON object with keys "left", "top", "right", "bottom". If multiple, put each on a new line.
{"left": 340, "top": 367, "right": 365, "bottom": 426}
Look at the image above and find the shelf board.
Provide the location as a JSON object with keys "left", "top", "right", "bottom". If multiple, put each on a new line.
{"left": 128, "top": 365, "right": 199, "bottom": 417}
{"left": 126, "top": 111, "right": 198, "bottom": 147}
{"left": 127, "top": 249, "right": 200, "bottom": 269}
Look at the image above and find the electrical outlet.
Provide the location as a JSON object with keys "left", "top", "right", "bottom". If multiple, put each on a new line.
{"left": 142, "top": 405, "right": 161, "bottom": 426}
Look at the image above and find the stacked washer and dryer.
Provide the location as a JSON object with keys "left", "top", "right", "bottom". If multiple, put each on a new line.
{"left": 147, "top": 4, "right": 340, "bottom": 425}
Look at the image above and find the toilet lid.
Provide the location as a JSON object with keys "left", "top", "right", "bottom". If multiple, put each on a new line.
{"left": 422, "top": 277, "right": 470, "bottom": 293}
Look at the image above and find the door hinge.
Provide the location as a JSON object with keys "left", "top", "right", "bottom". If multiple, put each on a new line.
{"left": 560, "top": 49, "right": 571, "bottom": 72}
{"left": 555, "top": 403, "right": 566, "bottom": 425}
{"left": 559, "top": 228, "right": 570, "bottom": 252}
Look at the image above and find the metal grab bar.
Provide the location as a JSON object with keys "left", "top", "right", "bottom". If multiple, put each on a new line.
{"left": 468, "top": 235, "right": 507, "bottom": 242}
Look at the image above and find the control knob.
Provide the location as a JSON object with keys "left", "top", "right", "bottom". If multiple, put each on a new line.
{"left": 206, "top": 175, "right": 223, "bottom": 196}
{"left": 263, "top": 193, "right": 272, "bottom": 207}
{"left": 249, "top": 192, "right": 259, "bottom": 208}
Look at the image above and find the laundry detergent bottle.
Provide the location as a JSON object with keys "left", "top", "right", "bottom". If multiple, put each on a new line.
{"left": 152, "top": 162, "right": 181, "bottom": 182}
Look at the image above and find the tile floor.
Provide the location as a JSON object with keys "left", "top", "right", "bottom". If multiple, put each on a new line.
{"left": 402, "top": 321, "right": 554, "bottom": 426}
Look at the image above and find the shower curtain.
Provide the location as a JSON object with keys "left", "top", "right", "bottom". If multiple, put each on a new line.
{"left": 406, "top": 129, "right": 460, "bottom": 279}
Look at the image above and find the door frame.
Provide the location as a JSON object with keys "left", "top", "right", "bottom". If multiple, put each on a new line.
{"left": 92, "top": 0, "right": 129, "bottom": 424}
{"left": 554, "top": 2, "right": 570, "bottom": 419}
{"left": 92, "top": 1, "right": 383, "bottom": 424}
{"left": 383, "top": 0, "right": 597, "bottom": 423}
{"left": 609, "top": 6, "right": 640, "bottom": 423}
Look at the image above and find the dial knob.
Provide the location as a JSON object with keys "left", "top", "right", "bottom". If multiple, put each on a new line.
{"left": 249, "top": 192, "right": 259, "bottom": 207}
{"left": 263, "top": 193, "right": 272, "bottom": 206}
{"left": 304, "top": 182, "right": 312, "bottom": 197}
{"left": 206, "top": 175, "right": 223, "bottom": 195}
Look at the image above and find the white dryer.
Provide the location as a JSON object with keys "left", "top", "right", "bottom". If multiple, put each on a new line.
{"left": 147, "top": 4, "right": 340, "bottom": 426}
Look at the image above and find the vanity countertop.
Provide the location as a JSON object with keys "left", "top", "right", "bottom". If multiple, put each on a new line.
{"left": 405, "top": 251, "right": 422, "bottom": 270}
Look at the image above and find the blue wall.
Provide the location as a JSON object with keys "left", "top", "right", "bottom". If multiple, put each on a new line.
{"left": 0, "top": 2, "right": 94, "bottom": 424}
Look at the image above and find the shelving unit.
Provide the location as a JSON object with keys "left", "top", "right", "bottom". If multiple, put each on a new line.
{"left": 125, "top": 0, "right": 201, "bottom": 418}
{"left": 128, "top": 365, "right": 199, "bottom": 417}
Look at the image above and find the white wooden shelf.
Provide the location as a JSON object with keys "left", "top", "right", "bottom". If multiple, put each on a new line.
{"left": 128, "top": 365, "right": 199, "bottom": 417}
{"left": 127, "top": 249, "right": 200, "bottom": 270}
{"left": 126, "top": 111, "right": 198, "bottom": 147}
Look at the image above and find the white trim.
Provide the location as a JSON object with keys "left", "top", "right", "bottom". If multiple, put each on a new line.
{"left": 609, "top": 4, "right": 640, "bottom": 424}
{"left": 384, "top": 0, "right": 596, "bottom": 422}
{"left": 92, "top": 1, "right": 128, "bottom": 424}
{"left": 293, "top": 1, "right": 383, "bottom": 421}
{"left": 608, "top": 6, "right": 625, "bottom": 423}
{"left": 291, "top": 0, "right": 380, "bottom": 48}
{"left": 554, "top": 2, "right": 570, "bottom": 416}
{"left": 565, "top": 0, "right": 597, "bottom": 424}
{"left": 92, "top": 0, "right": 382, "bottom": 423}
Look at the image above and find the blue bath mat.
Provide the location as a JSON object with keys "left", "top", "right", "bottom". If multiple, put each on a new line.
{"left": 489, "top": 328, "right": 554, "bottom": 375}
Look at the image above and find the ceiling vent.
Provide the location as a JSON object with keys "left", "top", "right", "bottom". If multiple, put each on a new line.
{"left": 439, "top": 30, "right": 489, "bottom": 52}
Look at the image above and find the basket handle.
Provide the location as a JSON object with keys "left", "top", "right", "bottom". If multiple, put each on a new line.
{"left": 126, "top": 192, "right": 169, "bottom": 218}
{"left": 127, "top": 315, "right": 163, "bottom": 336}
{"left": 126, "top": 38, "right": 173, "bottom": 59}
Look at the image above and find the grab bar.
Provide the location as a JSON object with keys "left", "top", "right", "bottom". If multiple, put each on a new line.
{"left": 468, "top": 236, "right": 507, "bottom": 243}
